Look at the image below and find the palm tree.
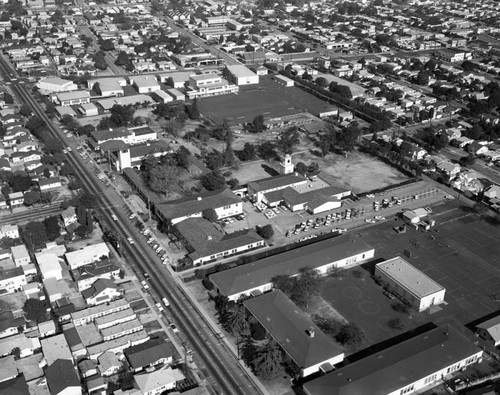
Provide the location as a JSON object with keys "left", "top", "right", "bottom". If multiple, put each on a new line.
{"left": 252, "top": 338, "right": 283, "bottom": 379}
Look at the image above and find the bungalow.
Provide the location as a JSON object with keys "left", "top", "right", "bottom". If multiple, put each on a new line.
{"left": 81, "top": 278, "right": 122, "bottom": 306}
{"left": 97, "top": 351, "right": 122, "bottom": 377}
{"left": 0, "top": 267, "right": 27, "bottom": 294}
{"left": 134, "top": 366, "right": 185, "bottom": 395}
{"left": 477, "top": 315, "right": 500, "bottom": 347}
{"left": 468, "top": 141, "right": 489, "bottom": 156}
{"left": 483, "top": 185, "right": 500, "bottom": 200}
{"left": 0, "top": 311, "right": 26, "bottom": 339}
{"left": 61, "top": 206, "right": 78, "bottom": 228}
{"left": 132, "top": 75, "right": 161, "bottom": 94}
{"left": 72, "top": 260, "right": 120, "bottom": 292}
{"left": 45, "top": 359, "right": 82, "bottom": 395}
{"left": 65, "top": 242, "right": 110, "bottom": 270}
{"left": 124, "top": 338, "right": 175, "bottom": 372}
{"left": 436, "top": 161, "right": 461, "bottom": 177}
{"left": 0, "top": 334, "right": 40, "bottom": 358}
{"left": 38, "top": 177, "right": 62, "bottom": 191}
{"left": 0, "top": 224, "right": 19, "bottom": 239}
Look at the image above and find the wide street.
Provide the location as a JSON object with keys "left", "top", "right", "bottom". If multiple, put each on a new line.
{"left": 0, "top": 56, "right": 263, "bottom": 395}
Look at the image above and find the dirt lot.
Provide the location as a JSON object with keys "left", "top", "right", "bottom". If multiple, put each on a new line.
{"left": 293, "top": 150, "right": 409, "bottom": 193}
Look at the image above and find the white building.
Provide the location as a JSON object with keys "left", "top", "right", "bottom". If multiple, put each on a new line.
{"left": 71, "top": 298, "right": 130, "bottom": 327}
{"left": 36, "top": 77, "right": 78, "bottom": 94}
{"left": 226, "top": 65, "right": 259, "bottom": 85}
{"left": 11, "top": 244, "right": 30, "bottom": 266}
{"left": 274, "top": 74, "right": 294, "bottom": 87}
{"left": 186, "top": 74, "right": 239, "bottom": 99}
{"left": 35, "top": 253, "right": 63, "bottom": 280}
{"left": 132, "top": 75, "right": 161, "bottom": 94}
{"left": 477, "top": 315, "right": 500, "bottom": 347}
{"left": 211, "top": 236, "right": 374, "bottom": 301}
{"left": 65, "top": 242, "right": 110, "bottom": 270}
{"left": 134, "top": 366, "right": 185, "bottom": 395}
{"left": 0, "top": 224, "right": 19, "bottom": 239}
{"left": 0, "top": 267, "right": 26, "bottom": 294}
{"left": 375, "top": 257, "right": 446, "bottom": 312}
{"left": 54, "top": 90, "right": 91, "bottom": 107}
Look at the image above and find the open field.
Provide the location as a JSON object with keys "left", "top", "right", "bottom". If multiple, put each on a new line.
{"left": 318, "top": 199, "right": 500, "bottom": 351}
{"left": 293, "top": 150, "right": 409, "bottom": 193}
{"left": 198, "top": 75, "right": 333, "bottom": 125}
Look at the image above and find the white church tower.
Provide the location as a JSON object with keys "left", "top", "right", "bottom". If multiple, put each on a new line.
{"left": 279, "top": 153, "right": 294, "bottom": 175}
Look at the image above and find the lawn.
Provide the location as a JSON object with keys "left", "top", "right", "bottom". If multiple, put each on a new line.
{"left": 197, "top": 75, "right": 334, "bottom": 125}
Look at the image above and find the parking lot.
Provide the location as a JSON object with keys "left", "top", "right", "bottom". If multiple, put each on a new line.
{"left": 224, "top": 179, "right": 447, "bottom": 247}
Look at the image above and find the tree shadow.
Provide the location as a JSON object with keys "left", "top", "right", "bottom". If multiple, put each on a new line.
{"left": 309, "top": 149, "right": 323, "bottom": 158}
{"left": 261, "top": 164, "right": 279, "bottom": 176}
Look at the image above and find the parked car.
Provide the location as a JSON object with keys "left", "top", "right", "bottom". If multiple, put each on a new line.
{"left": 111, "top": 214, "right": 118, "bottom": 221}
{"left": 169, "top": 323, "right": 179, "bottom": 333}
{"left": 155, "top": 302, "right": 164, "bottom": 312}
{"left": 162, "top": 297, "right": 170, "bottom": 307}
{"left": 140, "top": 280, "right": 149, "bottom": 290}
{"left": 127, "top": 237, "right": 134, "bottom": 244}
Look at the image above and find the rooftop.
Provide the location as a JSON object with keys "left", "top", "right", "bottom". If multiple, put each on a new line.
{"left": 244, "top": 290, "right": 343, "bottom": 369}
{"left": 124, "top": 338, "right": 176, "bottom": 370}
{"left": 210, "top": 236, "right": 374, "bottom": 297}
{"left": 40, "top": 334, "right": 73, "bottom": 365}
{"left": 226, "top": 65, "right": 258, "bottom": 78}
{"left": 65, "top": 242, "right": 110, "bottom": 268}
{"left": 303, "top": 325, "right": 481, "bottom": 395}
{"left": 156, "top": 188, "right": 241, "bottom": 222}
{"left": 248, "top": 173, "right": 307, "bottom": 193}
{"left": 71, "top": 298, "right": 129, "bottom": 322}
{"left": 45, "top": 359, "right": 80, "bottom": 395}
{"left": 376, "top": 257, "right": 444, "bottom": 299}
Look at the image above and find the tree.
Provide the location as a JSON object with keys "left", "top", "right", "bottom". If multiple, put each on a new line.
{"left": 114, "top": 51, "right": 130, "bottom": 66}
{"left": 44, "top": 216, "right": 60, "bottom": 241}
{"left": 176, "top": 146, "right": 191, "bottom": 170}
{"left": 9, "top": 171, "right": 32, "bottom": 192}
{"left": 313, "top": 314, "right": 342, "bottom": 338}
{"left": 239, "top": 143, "right": 256, "bottom": 161}
{"left": 227, "top": 178, "right": 239, "bottom": 190}
{"left": 225, "top": 303, "right": 248, "bottom": 335}
{"left": 187, "top": 98, "right": 200, "bottom": 120}
{"left": 256, "top": 224, "right": 274, "bottom": 239}
{"left": 23, "top": 190, "right": 40, "bottom": 206}
{"left": 100, "top": 39, "right": 115, "bottom": 51}
{"left": 200, "top": 171, "right": 226, "bottom": 191}
{"left": 148, "top": 165, "right": 180, "bottom": 195}
{"left": 202, "top": 208, "right": 218, "bottom": 222}
{"left": 337, "top": 322, "right": 365, "bottom": 346}
{"left": 276, "top": 127, "right": 300, "bottom": 155}
{"left": 459, "top": 155, "right": 476, "bottom": 167}
{"left": 11, "top": 347, "right": 21, "bottom": 359}
{"left": 109, "top": 104, "right": 135, "bottom": 127}
{"left": 252, "top": 338, "right": 283, "bottom": 379}
{"left": 315, "top": 76, "right": 328, "bottom": 88}
{"left": 250, "top": 115, "right": 266, "bottom": 133}
{"left": 23, "top": 298, "right": 47, "bottom": 323}
{"left": 295, "top": 162, "right": 308, "bottom": 175}
{"left": 19, "top": 104, "right": 32, "bottom": 117}
{"left": 3, "top": 92, "right": 13, "bottom": 104}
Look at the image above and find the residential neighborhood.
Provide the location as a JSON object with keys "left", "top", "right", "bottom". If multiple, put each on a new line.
{"left": 2, "top": 0, "right": 500, "bottom": 394}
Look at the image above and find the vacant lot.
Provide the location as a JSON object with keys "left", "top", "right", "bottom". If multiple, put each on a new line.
{"left": 318, "top": 200, "right": 500, "bottom": 350}
{"left": 293, "top": 150, "right": 409, "bottom": 193}
{"left": 198, "top": 75, "right": 333, "bottom": 125}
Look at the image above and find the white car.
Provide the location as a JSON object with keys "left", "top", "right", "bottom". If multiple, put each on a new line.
{"left": 365, "top": 218, "right": 376, "bottom": 224}
{"left": 169, "top": 323, "right": 179, "bottom": 333}
{"left": 111, "top": 214, "right": 118, "bottom": 221}
{"left": 129, "top": 213, "right": 136, "bottom": 219}
{"left": 140, "top": 280, "right": 149, "bottom": 290}
{"left": 374, "top": 216, "right": 386, "bottom": 221}
{"left": 162, "top": 297, "right": 170, "bottom": 307}
{"left": 155, "top": 302, "right": 164, "bottom": 312}
{"left": 67, "top": 147, "right": 72, "bottom": 152}
{"left": 127, "top": 237, "right": 134, "bottom": 244}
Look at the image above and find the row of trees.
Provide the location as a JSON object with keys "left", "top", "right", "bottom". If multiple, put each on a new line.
{"left": 21, "top": 216, "right": 60, "bottom": 250}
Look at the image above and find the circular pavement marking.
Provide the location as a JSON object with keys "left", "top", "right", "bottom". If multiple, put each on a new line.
{"left": 358, "top": 300, "right": 381, "bottom": 315}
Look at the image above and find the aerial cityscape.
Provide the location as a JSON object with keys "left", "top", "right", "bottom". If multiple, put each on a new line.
{"left": 1, "top": 0, "right": 500, "bottom": 394}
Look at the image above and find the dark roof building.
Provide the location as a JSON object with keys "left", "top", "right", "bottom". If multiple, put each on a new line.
{"left": 174, "top": 217, "right": 264, "bottom": 265}
{"left": 124, "top": 338, "right": 176, "bottom": 372}
{"left": 45, "top": 359, "right": 81, "bottom": 395}
{"left": 244, "top": 290, "right": 344, "bottom": 377}
{"left": 155, "top": 188, "right": 242, "bottom": 226}
{"left": 210, "top": 236, "right": 374, "bottom": 301}
{"left": 303, "top": 325, "right": 483, "bottom": 395}
{"left": 0, "top": 374, "right": 30, "bottom": 395}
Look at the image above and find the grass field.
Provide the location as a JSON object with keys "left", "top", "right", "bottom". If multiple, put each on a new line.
{"left": 198, "top": 75, "right": 333, "bottom": 125}
{"left": 319, "top": 200, "right": 500, "bottom": 350}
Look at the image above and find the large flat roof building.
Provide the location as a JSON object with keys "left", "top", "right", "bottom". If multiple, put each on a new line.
{"left": 374, "top": 257, "right": 445, "bottom": 312}
{"left": 304, "top": 325, "right": 482, "bottom": 395}
{"left": 210, "top": 236, "right": 374, "bottom": 301}
{"left": 244, "top": 290, "right": 344, "bottom": 377}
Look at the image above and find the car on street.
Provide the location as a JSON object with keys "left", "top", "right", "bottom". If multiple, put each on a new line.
{"left": 111, "top": 214, "right": 118, "bottom": 221}
{"left": 127, "top": 237, "right": 134, "bottom": 244}
{"left": 67, "top": 147, "right": 72, "bottom": 152}
{"left": 155, "top": 302, "right": 164, "bottom": 312}
{"left": 129, "top": 213, "right": 136, "bottom": 219}
{"left": 365, "top": 218, "right": 376, "bottom": 223}
{"left": 162, "top": 297, "right": 170, "bottom": 307}
{"left": 169, "top": 323, "right": 179, "bottom": 333}
{"left": 140, "top": 280, "right": 149, "bottom": 290}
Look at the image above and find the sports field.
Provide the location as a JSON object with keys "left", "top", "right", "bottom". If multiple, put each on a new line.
{"left": 197, "top": 75, "right": 334, "bottom": 124}
{"left": 320, "top": 200, "right": 500, "bottom": 347}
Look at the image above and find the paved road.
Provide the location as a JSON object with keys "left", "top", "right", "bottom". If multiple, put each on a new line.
{"left": 0, "top": 56, "right": 264, "bottom": 395}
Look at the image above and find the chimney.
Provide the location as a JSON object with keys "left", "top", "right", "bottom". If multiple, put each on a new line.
{"left": 206, "top": 235, "right": 212, "bottom": 240}
{"left": 307, "top": 328, "right": 315, "bottom": 338}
